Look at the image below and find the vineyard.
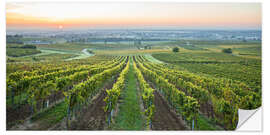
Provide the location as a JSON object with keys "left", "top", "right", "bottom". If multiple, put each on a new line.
{"left": 3, "top": 1, "right": 263, "bottom": 132}
{"left": 6, "top": 51, "right": 261, "bottom": 130}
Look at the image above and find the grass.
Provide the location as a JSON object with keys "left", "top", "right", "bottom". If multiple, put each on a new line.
{"left": 196, "top": 114, "right": 224, "bottom": 130}
{"left": 152, "top": 51, "right": 247, "bottom": 63}
{"left": 6, "top": 47, "right": 96, "bottom": 63}
{"left": 36, "top": 43, "right": 130, "bottom": 51}
{"left": 36, "top": 48, "right": 94, "bottom": 61}
{"left": 7, "top": 53, "right": 79, "bottom": 63}
{"left": 174, "top": 62, "right": 261, "bottom": 92}
{"left": 235, "top": 46, "right": 261, "bottom": 56}
{"left": 111, "top": 60, "right": 145, "bottom": 130}
{"left": 143, "top": 54, "right": 164, "bottom": 64}
{"left": 30, "top": 101, "right": 67, "bottom": 129}
{"left": 7, "top": 48, "right": 41, "bottom": 57}
{"left": 179, "top": 45, "right": 207, "bottom": 51}
{"left": 153, "top": 50, "right": 261, "bottom": 93}
{"left": 6, "top": 93, "right": 28, "bottom": 107}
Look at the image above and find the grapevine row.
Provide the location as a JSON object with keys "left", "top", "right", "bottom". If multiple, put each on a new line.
{"left": 64, "top": 56, "right": 128, "bottom": 125}
{"left": 133, "top": 56, "right": 155, "bottom": 128}
{"left": 28, "top": 58, "right": 123, "bottom": 112}
{"left": 7, "top": 55, "right": 118, "bottom": 82}
{"left": 104, "top": 56, "right": 130, "bottom": 125}
{"left": 141, "top": 55, "right": 260, "bottom": 110}
{"left": 7, "top": 56, "right": 123, "bottom": 101}
{"left": 141, "top": 59, "right": 236, "bottom": 129}
{"left": 134, "top": 56, "right": 199, "bottom": 129}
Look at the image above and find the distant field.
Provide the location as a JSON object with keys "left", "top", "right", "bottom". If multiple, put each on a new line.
{"left": 152, "top": 52, "right": 245, "bottom": 63}
{"left": 174, "top": 62, "right": 261, "bottom": 91}
{"left": 95, "top": 48, "right": 170, "bottom": 55}
{"left": 36, "top": 43, "right": 92, "bottom": 52}
{"left": 90, "top": 40, "right": 171, "bottom": 45}
{"left": 6, "top": 44, "right": 42, "bottom": 57}
{"left": 7, "top": 53, "right": 78, "bottom": 62}
{"left": 7, "top": 48, "right": 41, "bottom": 57}
{"left": 22, "top": 37, "right": 67, "bottom": 43}
{"left": 235, "top": 46, "right": 261, "bottom": 56}
{"left": 178, "top": 45, "right": 207, "bottom": 51}
{"left": 152, "top": 44, "right": 262, "bottom": 94}
{"left": 36, "top": 43, "right": 135, "bottom": 51}
{"left": 6, "top": 46, "right": 94, "bottom": 63}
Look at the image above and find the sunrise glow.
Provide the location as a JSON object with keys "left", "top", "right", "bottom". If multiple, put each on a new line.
{"left": 6, "top": 2, "right": 261, "bottom": 30}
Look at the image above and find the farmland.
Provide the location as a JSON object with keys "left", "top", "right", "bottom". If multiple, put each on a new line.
{"left": 6, "top": 32, "right": 261, "bottom": 131}
{"left": 4, "top": 1, "right": 264, "bottom": 132}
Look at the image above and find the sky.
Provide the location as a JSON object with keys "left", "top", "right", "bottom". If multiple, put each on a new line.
{"left": 6, "top": 2, "right": 262, "bottom": 30}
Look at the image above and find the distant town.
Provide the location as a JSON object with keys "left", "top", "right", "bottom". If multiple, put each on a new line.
{"left": 7, "top": 29, "right": 261, "bottom": 45}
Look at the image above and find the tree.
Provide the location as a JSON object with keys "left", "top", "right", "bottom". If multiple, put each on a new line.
{"left": 222, "top": 48, "right": 232, "bottom": 54}
{"left": 172, "top": 47, "right": 179, "bottom": 52}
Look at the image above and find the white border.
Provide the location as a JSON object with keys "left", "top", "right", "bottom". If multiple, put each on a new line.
{"left": 1, "top": 0, "right": 269, "bottom": 135}
{"left": 4, "top": 0, "right": 265, "bottom": 2}
{"left": 0, "top": 0, "right": 6, "bottom": 134}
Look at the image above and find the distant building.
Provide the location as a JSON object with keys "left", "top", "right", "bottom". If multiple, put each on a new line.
{"left": 186, "top": 42, "right": 191, "bottom": 46}
{"left": 134, "top": 40, "right": 141, "bottom": 45}
{"left": 24, "top": 40, "right": 53, "bottom": 45}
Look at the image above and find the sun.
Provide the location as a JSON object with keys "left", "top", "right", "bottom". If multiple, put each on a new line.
{"left": 58, "top": 25, "right": 63, "bottom": 29}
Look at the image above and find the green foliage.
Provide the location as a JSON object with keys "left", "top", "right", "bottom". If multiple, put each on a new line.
{"left": 173, "top": 62, "right": 261, "bottom": 94}
{"left": 179, "top": 45, "right": 206, "bottom": 51}
{"left": 169, "top": 40, "right": 261, "bottom": 46}
{"left": 87, "top": 49, "right": 94, "bottom": 54}
{"left": 111, "top": 61, "right": 145, "bottom": 130}
{"left": 152, "top": 51, "right": 261, "bottom": 108}
{"left": 6, "top": 35, "right": 23, "bottom": 44}
{"left": 222, "top": 48, "right": 233, "bottom": 53}
{"left": 30, "top": 102, "right": 67, "bottom": 129}
{"left": 6, "top": 42, "right": 261, "bottom": 131}
{"left": 172, "top": 47, "right": 179, "bottom": 52}
{"left": 65, "top": 57, "right": 127, "bottom": 112}
{"left": 196, "top": 114, "right": 223, "bottom": 130}
{"left": 7, "top": 48, "right": 41, "bottom": 57}
{"left": 135, "top": 56, "right": 200, "bottom": 128}
{"left": 240, "top": 92, "right": 261, "bottom": 109}
{"left": 133, "top": 58, "right": 155, "bottom": 127}
{"left": 235, "top": 46, "right": 261, "bottom": 56}
{"left": 6, "top": 55, "right": 123, "bottom": 125}
{"left": 104, "top": 58, "right": 129, "bottom": 113}
{"left": 6, "top": 56, "right": 122, "bottom": 102}
{"left": 8, "top": 44, "right": 37, "bottom": 49}
{"left": 138, "top": 55, "right": 259, "bottom": 129}
{"left": 152, "top": 52, "right": 244, "bottom": 63}
{"left": 6, "top": 44, "right": 41, "bottom": 57}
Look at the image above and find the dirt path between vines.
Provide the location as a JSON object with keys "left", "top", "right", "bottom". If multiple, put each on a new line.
{"left": 70, "top": 90, "right": 109, "bottom": 130}
{"left": 152, "top": 91, "right": 187, "bottom": 130}
{"left": 70, "top": 77, "right": 117, "bottom": 130}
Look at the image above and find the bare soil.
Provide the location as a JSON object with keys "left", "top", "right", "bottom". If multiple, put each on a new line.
{"left": 151, "top": 91, "right": 187, "bottom": 130}
{"left": 70, "top": 77, "right": 117, "bottom": 130}
{"left": 7, "top": 91, "right": 64, "bottom": 129}
{"left": 6, "top": 104, "right": 32, "bottom": 129}
{"left": 69, "top": 90, "right": 108, "bottom": 130}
